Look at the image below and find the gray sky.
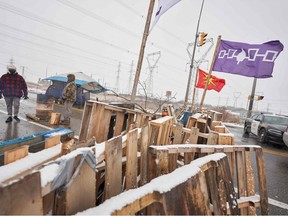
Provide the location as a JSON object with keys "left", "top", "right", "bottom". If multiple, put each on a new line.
{"left": 0, "top": 0, "right": 287, "bottom": 115}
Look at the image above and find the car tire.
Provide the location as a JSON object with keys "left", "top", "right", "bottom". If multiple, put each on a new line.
{"left": 243, "top": 125, "right": 249, "bottom": 134}
{"left": 258, "top": 128, "right": 267, "bottom": 143}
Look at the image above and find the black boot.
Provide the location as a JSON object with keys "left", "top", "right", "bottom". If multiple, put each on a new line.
{"left": 5, "top": 116, "right": 12, "bottom": 123}
{"left": 14, "top": 116, "right": 20, "bottom": 122}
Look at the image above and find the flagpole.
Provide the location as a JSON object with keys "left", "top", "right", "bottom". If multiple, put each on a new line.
{"left": 184, "top": 0, "right": 205, "bottom": 108}
{"left": 199, "top": 35, "right": 221, "bottom": 111}
{"left": 131, "top": 0, "right": 155, "bottom": 102}
{"left": 190, "top": 66, "right": 199, "bottom": 112}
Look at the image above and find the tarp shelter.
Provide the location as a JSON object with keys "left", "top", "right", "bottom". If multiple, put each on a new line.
{"left": 42, "top": 72, "right": 108, "bottom": 105}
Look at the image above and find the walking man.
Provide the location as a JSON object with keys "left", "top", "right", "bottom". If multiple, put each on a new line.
{"left": 0, "top": 65, "right": 28, "bottom": 123}
{"left": 60, "top": 73, "right": 76, "bottom": 125}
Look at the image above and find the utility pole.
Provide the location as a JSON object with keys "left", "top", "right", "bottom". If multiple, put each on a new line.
{"left": 184, "top": 0, "right": 205, "bottom": 108}
{"left": 247, "top": 78, "right": 257, "bottom": 118}
{"left": 131, "top": 0, "right": 155, "bottom": 102}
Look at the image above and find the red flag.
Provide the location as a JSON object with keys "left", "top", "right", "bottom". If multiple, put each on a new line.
{"left": 196, "top": 68, "right": 225, "bottom": 92}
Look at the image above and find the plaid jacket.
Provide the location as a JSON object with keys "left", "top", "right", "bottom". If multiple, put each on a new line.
{"left": 0, "top": 72, "right": 28, "bottom": 97}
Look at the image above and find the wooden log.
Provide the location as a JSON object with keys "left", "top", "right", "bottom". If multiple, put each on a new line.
{"left": 4, "top": 145, "right": 29, "bottom": 165}
{"left": 25, "top": 113, "right": 40, "bottom": 121}
{"left": 50, "top": 112, "right": 61, "bottom": 125}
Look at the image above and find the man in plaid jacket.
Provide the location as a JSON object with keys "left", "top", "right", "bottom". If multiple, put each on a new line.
{"left": 0, "top": 65, "right": 28, "bottom": 123}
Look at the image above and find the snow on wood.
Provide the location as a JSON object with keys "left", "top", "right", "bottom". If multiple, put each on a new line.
{"left": 76, "top": 153, "right": 227, "bottom": 215}
{"left": 0, "top": 144, "right": 62, "bottom": 185}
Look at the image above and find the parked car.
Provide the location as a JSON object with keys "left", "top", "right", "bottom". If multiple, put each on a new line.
{"left": 244, "top": 113, "right": 288, "bottom": 146}
{"left": 283, "top": 126, "right": 288, "bottom": 147}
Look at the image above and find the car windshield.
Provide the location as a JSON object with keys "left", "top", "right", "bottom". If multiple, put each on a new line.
{"left": 264, "top": 116, "right": 288, "bottom": 125}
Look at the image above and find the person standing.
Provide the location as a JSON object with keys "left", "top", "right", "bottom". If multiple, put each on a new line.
{"left": 60, "top": 73, "right": 76, "bottom": 125}
{"left": 0, "top": 65, "right": 28, "bottom": 123}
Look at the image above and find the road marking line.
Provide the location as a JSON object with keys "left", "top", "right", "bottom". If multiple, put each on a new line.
{"left": 263, "top": 148, "right": 288, "bottom": 157}
{"left": 0, "top": 110, "right": 53, "bottom": 130}
{"left": 268, "top": 197, "right": 288, "bottom": 210}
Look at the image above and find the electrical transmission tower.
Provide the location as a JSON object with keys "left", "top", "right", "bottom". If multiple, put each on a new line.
{"left": 114, "top": 62, "right": 121, "bottom": 93}
{"left": 127, "top": 61, "right": 134, "bottom": 94}
{"left": 233, "top": 92, "right": 241, "bottom": 107}
{"left": 145, "top": 51, "right": 161, "bottom": 97}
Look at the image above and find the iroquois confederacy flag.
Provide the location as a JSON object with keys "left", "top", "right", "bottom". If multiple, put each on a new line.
{"left": 212, "top": 40, "right": 284, "bottom": 78}
{"left": 150, "top": 0, "right": 182, "bottom": 31}
{"left": 196, "top": 68, "right": 225, "bottom": 92}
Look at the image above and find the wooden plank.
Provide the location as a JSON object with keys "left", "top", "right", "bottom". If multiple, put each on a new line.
{"left": 172, "top": 123, "right": 182, "bottom": 144}
{"left": 207, "top": 132, "right": 218, "bottom": 145}
{"left": 189, "top": 127, "right": 199, "bottom": 144}
{"left": 0, "top": 172, "right": 42, "bottom": 215}
{"left": 255, "top": 148, "right": 269, "bottom": 215}
{"left": 218, "top": 134, "right": 233, "bottom": 145}
{"left": 168, "top": 153, "right": 178, "bottom": 172}
{"left": 235, "top": 151, "right": 247, "bottom": 215}
{"left": 219, "top": 157, "right": 240, "bottom": 215}
{"left": 126, "top": 128, "right": 138, "bottom": 190}
{"left": 206, "top": 167, "right": 223, "bottom": 215}
{"left": 4, "top": 145, "right": 29, "bottom": 165}
{"left": 140, "top": 125, "right": 149, "bottom": 186}
{"left": 65, "top": 157, "right": 96, "bottom": 215}
{"left": 45, "top": 135, "right": 61, "bottom": 149}
{"left": 126, "top": 113, "right": 135, "bottom": 133}
{"left": 245, "top": 151, "right": 256, "bottom": 215}
{"left": 79, "top": 101, "right": 92, "bottom": 141}
{"left": 113, "top": 112, "right": 125, "bottom": 136}
{"left": 156, "top": 150, "right": 169, "bottom": 177}
{"left": 104, "top": 136, "right": 123, "bottom": 200}
{"left": 214, "top": 125, "right": 225, "bottom": 133}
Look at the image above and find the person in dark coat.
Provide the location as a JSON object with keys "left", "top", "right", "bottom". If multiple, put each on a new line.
{"left": 0, "top": 65, "right": 28, "bottom": 123}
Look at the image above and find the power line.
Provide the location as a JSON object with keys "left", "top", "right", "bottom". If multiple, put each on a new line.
{"left": 0, "top": 1, "right": 138, "bottom": 55}
{"left": 0, "top": 23, "right": 131, "bottom": 66}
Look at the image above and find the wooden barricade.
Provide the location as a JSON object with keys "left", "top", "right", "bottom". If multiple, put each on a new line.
{"left": 78, "top": 153, "right": 239, "bottom": 215}
{"left": 79, "top": 101, "right": 149, "bottom": 143}
{"left": 147, "top": 144, "right": 268, "bottom": 215}
{"left": 149, "top": 116, "right": 174, "bottom": 145}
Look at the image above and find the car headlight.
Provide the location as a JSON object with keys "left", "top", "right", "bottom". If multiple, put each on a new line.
{"left": 267, "top": 128, "right": 283, "bottom": 136}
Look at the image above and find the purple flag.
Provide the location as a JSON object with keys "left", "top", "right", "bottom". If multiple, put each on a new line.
{"left": 212, "top": 40, "right": 284, "bottom": 78}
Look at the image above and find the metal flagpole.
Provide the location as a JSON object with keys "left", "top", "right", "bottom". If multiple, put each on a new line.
{"left": 199, "top": 35, "right": 222, "bottom": 111}
{"left": 131, "top": 0, "right": 155, "bottom": 102}
{"left": 184, "top": 0, "right": 205, "bottom": 108}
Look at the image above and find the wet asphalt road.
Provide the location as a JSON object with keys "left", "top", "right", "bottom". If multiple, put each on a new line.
{"left": 228, "top": 125, "right": 288, "bottom": 215}
{"left": 0, "top": 93, "right": 82, "bottom": 142}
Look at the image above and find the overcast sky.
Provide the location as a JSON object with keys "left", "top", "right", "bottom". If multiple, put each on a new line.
{"left": 0, "top": 0, "right": 287, "bottom": 115}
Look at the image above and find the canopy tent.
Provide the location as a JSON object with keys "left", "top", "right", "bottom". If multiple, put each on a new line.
{"left": 43, "top": 72, "right": 108, "bottom": 94}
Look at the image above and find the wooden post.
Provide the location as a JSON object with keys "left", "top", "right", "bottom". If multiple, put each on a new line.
{"left": 199, "top": 35, "right": 222, "bottom": 111}
{"left": 131, "top": 0, "right": 155, "bottom": 102}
